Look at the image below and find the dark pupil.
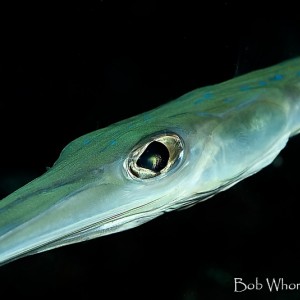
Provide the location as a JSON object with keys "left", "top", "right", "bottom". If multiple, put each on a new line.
{"left": 137, "top": 141, "right": 169, "bottom": 172}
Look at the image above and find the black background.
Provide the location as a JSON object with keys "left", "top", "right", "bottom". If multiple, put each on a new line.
{"left": 1, "top": 1, "right": 300, "bottom": 299}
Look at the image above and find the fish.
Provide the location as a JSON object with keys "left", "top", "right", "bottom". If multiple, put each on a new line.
{"left": 1, "top": 57, "right": 300, "bottom": 265}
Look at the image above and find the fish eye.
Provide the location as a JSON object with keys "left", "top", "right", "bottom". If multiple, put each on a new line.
{"left": 124, "top": 133, "right": 184, "bottom": 180}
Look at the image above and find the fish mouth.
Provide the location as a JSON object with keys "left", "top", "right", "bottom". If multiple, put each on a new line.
{"left": 0, "top": 164, "right": 109, "bottom": 265}
{"left": 0, "top": 189, "right": 166, "bottom": 267}
{"left": 0, "top": 162, "right": 170, "bottom": 266}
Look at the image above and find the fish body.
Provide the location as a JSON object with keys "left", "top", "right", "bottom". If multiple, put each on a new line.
{"left": 1, "top": 57, "right": 300, "bottom": 265}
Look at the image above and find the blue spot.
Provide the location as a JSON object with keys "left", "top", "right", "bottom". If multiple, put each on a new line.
{"left": 143, "top": 112, "right": 152, "bottom": 121}
{"left": 127, "top": 123, "right": 134, "bottom": 129}
{"left": 269, "top": 74, "right": 283, "bottom": 81}
{"left": 240, "top": 85, "right": 251, "bottom": 91}
{"left": 296, "top": 71, "right": 300, "bottom": 77}
{"left": 110, "top": 140, "right": 117, "bottom": 146}
{"left": 203, "top": 92, "right": 213, "bottom": 99}
{"left": 223, "top": 97, "right": 233, "bottom": 103}
{"left": 194, "top": 91, "right": 213, "bottom": 105}
{"left": 194, "top": 97, "right": 205, "bottom": 105}
{"left": 83, "top": 139, "right": 91, "bottom": 145}
{"left": 258, "top": 80, "right": 267, "bottom": 86}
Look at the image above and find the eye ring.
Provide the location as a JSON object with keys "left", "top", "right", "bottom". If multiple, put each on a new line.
{"left": 124, "top": 132, "right": 184, "bottom": 180}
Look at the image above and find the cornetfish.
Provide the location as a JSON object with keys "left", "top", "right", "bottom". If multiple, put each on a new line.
{"left": 1, "top": 58, "right": 300, "bottom": 265}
